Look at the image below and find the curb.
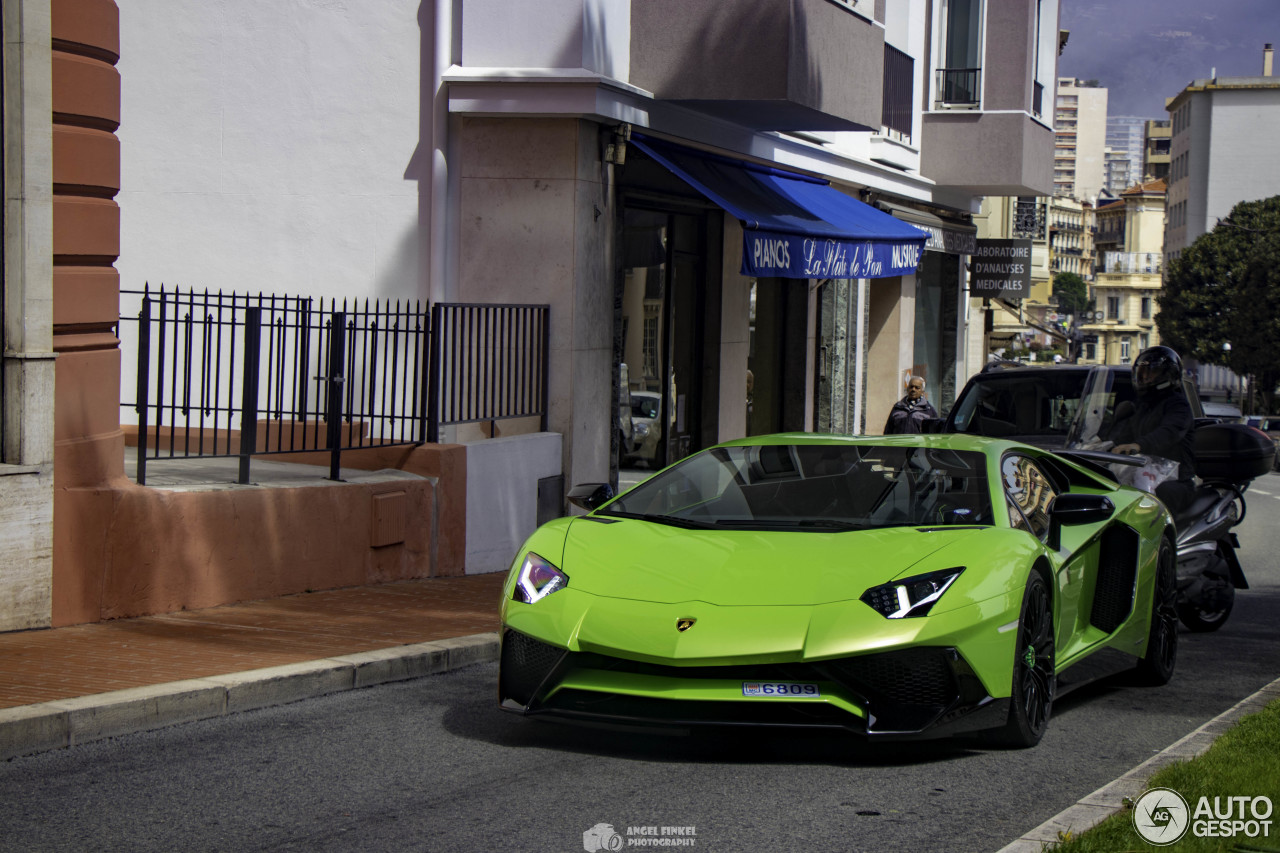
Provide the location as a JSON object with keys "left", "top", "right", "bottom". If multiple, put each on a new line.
{"left": 997, "top": 675, "right": 1280, "bottom": 852}
{"left": 0, "top": 632, "right": 499, "bottom": 762}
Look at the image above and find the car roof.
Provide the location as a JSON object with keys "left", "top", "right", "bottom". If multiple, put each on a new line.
{"left": 714, "top": 431, "right": 1031, "bottom": 454}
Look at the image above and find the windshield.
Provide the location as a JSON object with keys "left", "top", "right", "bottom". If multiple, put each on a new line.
{"left": 630, "top": 395, "right": 660, "bottom": 419}
{"left": 949, "top": 371, "right": 1091, "bottom": 447}
{"left": 600, "top": 444, "right": 993, "bottom": 530}
{"left": 1065, "top": 369, "right": 1136, "bottom": 448}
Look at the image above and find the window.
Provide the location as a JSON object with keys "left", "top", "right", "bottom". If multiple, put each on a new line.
{"left": 1002, "top": 455, "right": 1056, "bottom": 541}
{"left": 1141, "top": 297, "right": 1151, "bottom": 320}
{"left": 937, "top": 0, "right": 982, "bottom": 106}
{"left": 1120, "top": 337, "right": 1131, "bottom": 363}
{"left": 1107, "top": 296, "right": 1120, "bottom": 320}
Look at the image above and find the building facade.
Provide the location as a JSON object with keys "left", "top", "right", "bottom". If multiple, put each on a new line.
{"left": 1143, "top": 119, "right": 1170, "bottom": 182}
{"left": 3, "top": 0, "right": 1061, "bottom": 628}
{"left": 1079, "top": 180, "right": 1166, "bottom": 365}
{"left": 1104, "top": 115, "right": 1147, "bottom": 194}
{"left": 1054, "top": 78, "right": 1107, "bottom": 201}
{"left": 1166, "top": 45, "right": 1280, "bottom": 259}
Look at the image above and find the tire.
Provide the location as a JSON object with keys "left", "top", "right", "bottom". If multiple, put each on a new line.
{"left": 991, "top": 570, "right": 1055, "bottom": 748}
{"left": 1134, "top": 538, "right": 1178, "bottom": 685}
{"left": 1176, "top": 577, "right": 1235, "bottom": 632}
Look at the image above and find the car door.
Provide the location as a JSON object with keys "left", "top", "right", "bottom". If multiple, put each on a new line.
{"left": 1000, "top": 453, "right": 1090, "bottom": 661}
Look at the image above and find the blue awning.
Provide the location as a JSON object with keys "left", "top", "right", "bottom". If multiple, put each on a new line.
{"left": 629, "top": 135, "right": 927, "bottom": 280}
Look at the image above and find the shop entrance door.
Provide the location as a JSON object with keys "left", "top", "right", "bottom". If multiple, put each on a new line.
{"left": 618, "top": 207, "right": 708, "bottom": 470}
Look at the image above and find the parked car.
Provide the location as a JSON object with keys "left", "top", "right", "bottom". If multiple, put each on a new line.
{"left": 934, "top": 362, "right": 1207, "bottom": 449}
{"left": 623, "top": 390, "right": 665, "bottom": 468}
{"left": 1242, "top": 415, "right": 1280, "bottom": 470}
{"left": 1203, "top": 402, "right": 1243, "bottom": 421}
{"left": 499, "top": 433, "right": 1178, "bottom": 748}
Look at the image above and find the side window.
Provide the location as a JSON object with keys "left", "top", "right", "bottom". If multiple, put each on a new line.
{"left": 1002, "top": 455, "right": 1057, "bottom": 540}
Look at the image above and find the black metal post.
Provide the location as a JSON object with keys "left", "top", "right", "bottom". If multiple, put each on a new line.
{"left": 238, "top": 307, "right": 262, "bottom": 484}
{"left": 326, "top": 311, "right": 346, "bottom": 480}
{"left": 135, "top": 295, "right": 152, "bottom": 485}
{"left": 426, "top": 303, "right": 443, "bottom": 443}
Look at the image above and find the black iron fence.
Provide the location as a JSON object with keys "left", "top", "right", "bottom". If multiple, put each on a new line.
{"left": 427, "top": 302, "right": 550, "bottom": 442}
{"left": 120, "top": 287, "right": 549, "bottom": 485}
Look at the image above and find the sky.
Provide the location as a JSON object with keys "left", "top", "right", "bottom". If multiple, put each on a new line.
{"left": 1057, "top": 1, "right": 1279, "bottom": 118}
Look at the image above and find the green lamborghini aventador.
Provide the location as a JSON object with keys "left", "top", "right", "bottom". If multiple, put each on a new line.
{"left": 498, "top": 433, "right": 1178, "bottom": 747}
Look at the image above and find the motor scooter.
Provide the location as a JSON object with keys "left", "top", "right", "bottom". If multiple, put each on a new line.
{"left": 1063, "top": 419, "right": 1271, "bottom": 633}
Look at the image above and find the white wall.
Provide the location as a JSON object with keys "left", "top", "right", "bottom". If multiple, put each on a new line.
{"left": 465, "top": 432, "right": 563, "bottom": 573}
{"left": 117, "top": 1, "right": 425, "bottom": 302}
{"left": 1203, "top": 88, "right": 1280, "bottom": 236}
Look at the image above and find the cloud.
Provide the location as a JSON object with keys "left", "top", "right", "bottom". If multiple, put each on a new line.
{"left": 1058, "top": 0, "right": 1276, "bottom": 116}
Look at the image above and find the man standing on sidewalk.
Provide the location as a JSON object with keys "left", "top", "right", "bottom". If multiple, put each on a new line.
{"left": 884, "top": 376, "right": 938, "bottom": 434}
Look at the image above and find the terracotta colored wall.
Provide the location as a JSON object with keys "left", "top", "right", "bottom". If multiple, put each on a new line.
{"left": 57, "top": 473, "right": 441, "bottom": 622}
{"left": 51, "top": 0, "right": 124, "bottom": 490}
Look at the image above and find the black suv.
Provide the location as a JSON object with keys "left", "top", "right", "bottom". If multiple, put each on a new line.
{"left": 933, "top": 362, "right": 1207, "bottom": 450}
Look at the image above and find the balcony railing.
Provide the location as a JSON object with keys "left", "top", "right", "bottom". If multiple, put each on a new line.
{"left": 882, "top": 44, "right": 914, "bottom": 140}
{"left": 935, "top": 67, "right": 980, "bottom": 108}
{"left": 1101, "top": 252, "right": 1164, "bottom": 274}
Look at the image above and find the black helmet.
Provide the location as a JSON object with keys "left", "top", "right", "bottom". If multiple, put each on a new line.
{"left": 1132, "top": 346, "right": 1182, "bottom": 396}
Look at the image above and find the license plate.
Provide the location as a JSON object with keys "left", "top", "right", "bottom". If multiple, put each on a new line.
{"left": 741, "top": 682, "right": 821, "bottom": 697}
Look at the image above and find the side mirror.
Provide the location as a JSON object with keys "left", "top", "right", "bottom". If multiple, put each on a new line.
{"left": 1046, "top": 493, "right": 1114, "bottom": 550}
{"left": 567, "top": 482, "right": 615, "bottom": 512}
{"left": 921, "top": 417, "right": 946, "bottom": 434}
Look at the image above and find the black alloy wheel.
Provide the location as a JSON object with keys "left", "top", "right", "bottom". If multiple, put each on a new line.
{"left": 992, "top": 571, "right": 1055, "bottom": 748}
{"left": 1176, "top": 564, "right": 1235, "bottom": 632}
{"left": 1135, "top": 538, "right": 1178, "bottom": 685}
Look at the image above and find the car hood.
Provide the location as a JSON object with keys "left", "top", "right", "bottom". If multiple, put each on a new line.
{"left": 561, "top": 517, "right": 986, "bottom": 606}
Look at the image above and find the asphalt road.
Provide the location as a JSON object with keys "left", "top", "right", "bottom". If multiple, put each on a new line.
{"left": 3, "top": 475, "right": 1280, "bottom": 853}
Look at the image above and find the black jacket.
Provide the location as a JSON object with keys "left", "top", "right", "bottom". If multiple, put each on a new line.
{"left": 1109, "top": 389, "right": 1197, "bottom": 481}
{"left": 885, "top": 396, "right": 939, "bottom": 434}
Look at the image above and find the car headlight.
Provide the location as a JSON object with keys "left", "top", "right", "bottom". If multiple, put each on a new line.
{"left": 514, "top": 552, "right": 569, "bottom": 604}
{"left": 860, "top": 568, "right": 964, "bottom": 619}
{"left": 633, "top": 422, "right": 650, "bottom": 438}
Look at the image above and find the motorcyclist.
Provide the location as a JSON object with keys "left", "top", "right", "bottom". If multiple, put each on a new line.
{"left": 1110, "top": 345, "right": 1197, "bottom": 514}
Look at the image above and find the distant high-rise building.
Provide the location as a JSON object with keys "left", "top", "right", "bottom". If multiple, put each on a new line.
{"left": 1105, "top": 116, "right": 1147, "bottom": 192}
{"left": 1166, "top": 45, "right": 1280, "bottom": 258}
{"left": 1104, "top": 147, "right": 1134, "bottom": 196}
{"left": 1055, "top": 78, "right": 1108, "bottom": 200}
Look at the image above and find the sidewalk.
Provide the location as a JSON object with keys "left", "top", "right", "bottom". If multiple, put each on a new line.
{"left": 0, "top": 573, "right": 506, "bottom": 760}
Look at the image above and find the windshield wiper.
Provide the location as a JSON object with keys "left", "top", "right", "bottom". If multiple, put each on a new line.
{"left": 707, "top": 518, "right": 865, "bottom": 531}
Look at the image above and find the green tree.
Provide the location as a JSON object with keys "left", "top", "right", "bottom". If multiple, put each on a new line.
{"left": 1052, "top": 272, "right": 1089, "bottom": 316}
{"left": 1158, "top": 195, "right": 1280, "bottom": 411}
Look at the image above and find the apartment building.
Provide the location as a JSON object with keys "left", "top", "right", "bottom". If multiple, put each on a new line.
{"left": 1165, "top": 44, "right": 1280, "bottom": 260}
{"left": 1143, "top": 119, "right": 1171, "bottom": 183}
{"left": 1054, "top": 78, "right": 1108, "bottom": 201}
{"left": 1079, "top": 180, "right": 1166, "bottom": 365}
